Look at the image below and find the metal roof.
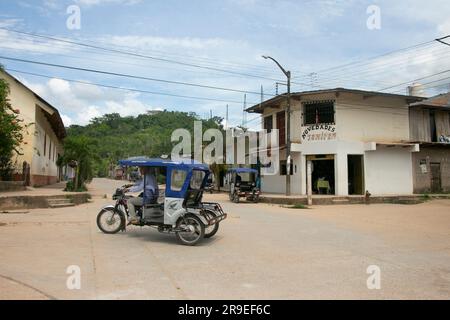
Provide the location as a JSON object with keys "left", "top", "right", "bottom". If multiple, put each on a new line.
{"left": 118, "top": 157, "right": 209, "bottom": 170}
{"left": 246, "top": 88, "right": 425, "bottom": 114}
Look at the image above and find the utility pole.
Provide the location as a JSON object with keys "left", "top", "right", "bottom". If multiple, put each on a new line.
{"left": 263, "top": 55, "right": 292, "bottom": 196}
{"left": 242, "top": 94, "right": 247, "bottom": 127}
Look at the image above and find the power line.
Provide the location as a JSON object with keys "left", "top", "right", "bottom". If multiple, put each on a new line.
{"left": 0, "top": 55, "right": 274, "bottom": 97}
{"left": 378, "top": 69, "right": 450, "bottom": 91}
{"left": 5, "top": 68, "right": 260, "bottom": 105}
{"left": 0, "top": 27, "right": 285, "bottom": 75}
{"left": 296, "top": 39, "right": 437, "bottom": 76}
{"left": 0, "top": 27, "right": 289, "bottom": 83}
{"left": 0, "top": 29, "right": 318, "bottom": 89}
{"left": 436, "top": 35, "right": 450, "bottom": 47}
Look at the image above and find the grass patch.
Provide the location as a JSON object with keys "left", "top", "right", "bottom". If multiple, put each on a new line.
{"left": 421, "top": 193, "right": 431, "bottom": 201}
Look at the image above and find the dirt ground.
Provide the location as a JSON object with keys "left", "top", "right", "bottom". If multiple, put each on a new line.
{"left": 0, "top": 178, "right": 449, "bottom": 300}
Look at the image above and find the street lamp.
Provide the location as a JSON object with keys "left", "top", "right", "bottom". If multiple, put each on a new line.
{"left": 262, "top": 55, "right": 291, "bottom": 196}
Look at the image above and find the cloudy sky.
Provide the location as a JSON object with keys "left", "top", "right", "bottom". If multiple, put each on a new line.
{"left": 0, "top": 0, "right": 449, "bottom": 128}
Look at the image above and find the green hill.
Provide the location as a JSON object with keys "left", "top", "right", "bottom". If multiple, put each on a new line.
{"left": 66, "top": 111, "right": 223, "bottom": 177}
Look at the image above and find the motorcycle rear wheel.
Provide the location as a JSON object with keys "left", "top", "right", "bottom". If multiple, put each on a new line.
{"left": 175, "top": 214, "right": 205, "bottom": 246}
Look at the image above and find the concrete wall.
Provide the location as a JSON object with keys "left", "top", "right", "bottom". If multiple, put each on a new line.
{"left": 335, "top": 93, "right": 410, "bottom": 142}
{"left": 261, "top": 92, "right": 411, "bottom": 144}
{"left": 32, "top": 106, "right": 62, "bottom": 185}
{"left": 0, "top": 72, "right": 37, "bottom": 168}
{"left": 365, "top": 146, "right": 414, "bottom": 195}
{"left": 412, "top": 146, "right": 450, "bottom": 193}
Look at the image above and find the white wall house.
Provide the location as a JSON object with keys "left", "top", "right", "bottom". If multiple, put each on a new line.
{"left": 246, "top": 88, "right": 425, "bottom": 196}
{"left": 1, "top": 70, "right": 66, "bottom": 186}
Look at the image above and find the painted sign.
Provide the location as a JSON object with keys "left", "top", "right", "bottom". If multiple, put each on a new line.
{"left": 301, "top": 124, "right": 336, "bottom": 142}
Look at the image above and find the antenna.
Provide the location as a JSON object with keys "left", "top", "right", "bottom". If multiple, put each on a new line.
{"left": 225, "top": 104, "right": 229, "bottom": 130}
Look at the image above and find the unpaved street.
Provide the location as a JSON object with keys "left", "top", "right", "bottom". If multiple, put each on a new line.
{"left": 1, "top": 178, "right": 449, "bottom": 299}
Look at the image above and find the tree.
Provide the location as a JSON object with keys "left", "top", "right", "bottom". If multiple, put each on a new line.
{"left": 61, "top": 136, "right": 97, "bottom": 191}
{"left": 0, "top": 66, "right": 26, "bottom": 180}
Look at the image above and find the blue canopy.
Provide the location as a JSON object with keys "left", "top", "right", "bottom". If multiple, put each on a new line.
{"left": 118, "top": 157, "right": 209, "bottom": 171}
{"left": 227, "top": 168, "right": 258, "bottom": 174}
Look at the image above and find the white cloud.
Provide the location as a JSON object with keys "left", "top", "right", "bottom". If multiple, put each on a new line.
{"left": 75, "top": 0, "right": 143, "bottom": 7}
{"left": 22, "top": 77, "right": 160, "bottom": 125}
{"left": 61, "top": 114, "right": 73, "bottom": 127}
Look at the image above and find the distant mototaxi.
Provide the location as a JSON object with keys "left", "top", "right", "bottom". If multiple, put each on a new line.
{"left": 96, "top": 157, "right": 227, "bottom": 246}
{"left": 224, "top": 167, "right": 260, "bottom": 203}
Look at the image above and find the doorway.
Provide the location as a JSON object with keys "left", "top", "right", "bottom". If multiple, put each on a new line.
{"left": 430, "top": 163, "right": 441, "bottom": 193}
{"left": 348, "top": 155, "right": 364, "bottom": 195}
{"left": 308, "top": 155, "right": 335, "bottom": 195}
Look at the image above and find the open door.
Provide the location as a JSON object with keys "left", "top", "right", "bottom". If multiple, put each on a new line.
{"left": 348, "top": 155, "right": 364, "bottom": 195}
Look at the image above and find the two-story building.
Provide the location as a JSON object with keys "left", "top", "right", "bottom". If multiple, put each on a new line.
{"left": 246, "top": 88, "right": 426, "bottom": 196}
{"left": 0, "top": 70, "right": 66, "bottom": 186}
{"left": 409, "top": 93, "right": 450, "bottom": 193}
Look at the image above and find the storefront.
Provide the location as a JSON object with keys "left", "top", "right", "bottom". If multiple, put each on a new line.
{"left": 246, "top": 88, "right": 423, "bottom": 196}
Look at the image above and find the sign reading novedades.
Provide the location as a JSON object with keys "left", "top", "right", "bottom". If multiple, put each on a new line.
{"left": 301, "top": 124, "right": 336, "bottom": 141}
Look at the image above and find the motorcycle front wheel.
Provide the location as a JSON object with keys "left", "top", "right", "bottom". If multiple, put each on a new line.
{"left": 97, "top": 208, "right": 124, "bottom": 234}
{"left": 175, "top": 214, "right": 205, "bottom": 246}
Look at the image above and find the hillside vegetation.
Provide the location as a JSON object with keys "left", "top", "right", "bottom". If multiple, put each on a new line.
{"left": 66, "top": 111, "right": 223, "bottom": 177}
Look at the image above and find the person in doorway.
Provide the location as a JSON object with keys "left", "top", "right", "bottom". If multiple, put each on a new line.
{"left": 125, "top": 167, "right": 159, "bottom": 225}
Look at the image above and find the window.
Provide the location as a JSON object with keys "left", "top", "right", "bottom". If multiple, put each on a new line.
{"left": 303, "top": 102, "right": 335, "bottom": 125}
{"left": 263, "top": 115, "right": 273, "bottom": 133}
{"left": 43, "top": 134, "right": 46, "bottom": 156}
{"left": 190, "top": 170, "right": 206, "bottom": 190}
{"left": 171, "top": 169, "right": 187, "bottom": 191}
{"left": 276, "top": 111, "right": 286, "bottom": 146}
{"left": 430, "top": 110, "right": 437, "bottom": 142}
{"left": 280, "top": 160, "right": 293, "bottom": 176}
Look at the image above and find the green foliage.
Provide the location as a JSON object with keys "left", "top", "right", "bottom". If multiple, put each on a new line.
{"left": 61, "top": 135, "right": 98, "bottom": 191}
{"left": 66, "top": 111, "right": 223, "bottom": 177}
{"left": 0, "top": 66, "right": 26, "bottom": 180}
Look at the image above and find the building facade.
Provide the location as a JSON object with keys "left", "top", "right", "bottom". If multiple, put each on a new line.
{"left": 1, "top": 70, "right": 66, "bottom": 186}
{"left": 409, "top": 93, "right": 450, "bottom": 193}
{"left": 247, "top": 88, "right": 425, "bottom": 196}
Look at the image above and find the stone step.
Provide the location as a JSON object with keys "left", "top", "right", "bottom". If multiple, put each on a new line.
{"left": 47, "top": 198, "right": 75, "bottom": 208}
{"left": 332, "top": 198, "right": 350, "bottom": 203}
{"left": 49, "top": 202, "right": 76, "bottom": 208}
{"left": 396, "top": 198, "right": 422, "bottom": 205}
{"left": 48, "top": 198, "right": 73, "bottom": 204}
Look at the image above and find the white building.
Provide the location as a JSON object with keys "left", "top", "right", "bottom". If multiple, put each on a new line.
{"left": 246, "top": 88, "right": 425, "bottom": 196}
{"left": 0, "top": 70, "right": 66, "bottom": 186}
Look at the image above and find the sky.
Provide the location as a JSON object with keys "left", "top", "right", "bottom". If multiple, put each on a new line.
{"left": 0, "top": 0, "right": 449, "bottom": 128}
